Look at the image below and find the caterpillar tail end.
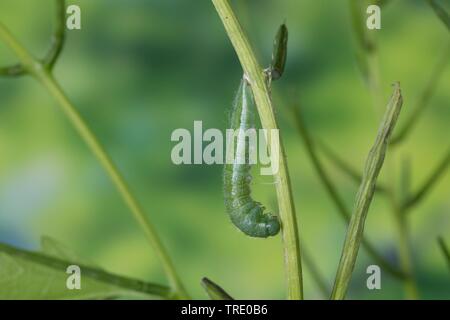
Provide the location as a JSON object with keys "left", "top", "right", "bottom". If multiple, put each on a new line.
{"left": 234, "top": 211, "right": 281, "bottom": 238}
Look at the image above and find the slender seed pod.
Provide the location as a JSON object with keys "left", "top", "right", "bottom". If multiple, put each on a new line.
{"left": 201, "top": 277, "right": 234, "bottom": 300}
{"left": 223, "top": 78, "right": 280, "bottom": 238}
{"left": 270, "top": 23, "right": 288, "bottom": 81}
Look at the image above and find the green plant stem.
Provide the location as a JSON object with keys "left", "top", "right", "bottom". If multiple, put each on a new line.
{"left": 0, "top": 242, "right": 171, "bottom": 299}
{"left": 317, "top": 140, "right": 389, "bottom": 194}
{"left": 37, "top": 73, "right": 188, "bottom": 298}
{"left": 387, "top": 157, "right": 419, "bottom": 299}
{"left": 331, "top": 83, "right": 403, "bottom": 299}
{"left": 0, "top": 22, "right": 188, "bottom": 299}
{"left": 390, "top": 43, "right": 449, "bottom": 145}
{"left": 403, "top": 148, "right": 450, "bottom": 210}
{"left": 0, "top": 62, "right": 24, "bottom": 76}
{"left": 301, "top": 247, "right": 329, "bottom": 298}
{"left": 426, "top": 0, "right": 450, "bottom": 31}
{"left": 394, "top": 216, "right": 418, "bottom": 299}
{"left": 0, "top": 22, "right": 26, "bottom": 77}
{"left": 317, "top": 129, "right": 450, "bottom": 214}
{"left": 367, "top": 50, "right": 383, "bottom": 113}
{"left": 292, "top": 106, "right": 406, "bottom": 280}
{"left": 437, "top": 236, "right": 450, "bottom": 270}
{"left": 389, "top": 195, "right": 419, "bottom": 299}
{"left": 0, "top": 0, "right": 66, "bottom": 76}
{"left": 349, "top": 0, "right": 383, "bottom": 113}
{"left": 211, "top": 0, "right": 303, "bottom": 299}
{"left": 43, "top": 0, "right": 66, "bottom": 70}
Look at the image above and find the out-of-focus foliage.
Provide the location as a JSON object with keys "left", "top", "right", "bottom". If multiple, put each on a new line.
{"left": 0, "top": 236, "right": 149, "bottom": 299}
{"left": 0, "top": 0, "right": 449, "bottom": 299}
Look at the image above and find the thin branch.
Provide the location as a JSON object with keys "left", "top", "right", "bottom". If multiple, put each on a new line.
{"left": 403, "top": 148, "right": 450, "bottom": 210}
{"left": 0, "top": 0, "right": 66, "bottom": 76}
{"left": 43, "top": 0, "right": 67, "bottom": 70}
{"left": 331, "top": 83, "right": 403, "bottom": 299}
{"left": 212, "top": 0, "right": 304, "bottom": 299}
{"left": 389, "top": 158, "right": 419, "bottom": 299}
{"left": 0, "top": 22, "right": 188, "bottom": 299}
{"left": 292, "top": 105, "right": 405, "bottom": 280}
{"left": 318, "top": 140, "right": 389, "bottom": 194}
{"left": 390, "top": 43, "right": 450, "bottom": 145}
{"left": 426, "top": 0, "right": 450, "bottom": 31}
{"left": 438, "top": 236, "right": 450, "bottom": 270}
{"left": 376, "top": 0, "right": 395, "bottom": 7}
{"left": 399, "top": 155, "right": 412, "bottom": 203}
{"left": 0, "top": 242, "right": 171, "bottom": 299}
{"left": 0, "top": 63, "right": 25, "bottom": 77}
{"left": 349, "top": 0, "right": 383, "bottom": 112}
{"left": 301, "top": 247, "right": 329, "bottom": 298}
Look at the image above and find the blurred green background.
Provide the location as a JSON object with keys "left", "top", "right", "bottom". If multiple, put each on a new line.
{"left": 0, "top": 0, "right": 449, "bottom": 299}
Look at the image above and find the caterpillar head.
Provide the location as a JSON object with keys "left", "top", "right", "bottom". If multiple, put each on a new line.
{"left": 264, "top": 214, "right": 281, "bottom": 237}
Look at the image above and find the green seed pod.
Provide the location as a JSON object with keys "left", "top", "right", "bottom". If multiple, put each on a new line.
{"left": 201, "top": 277, "right": 234, "bottom": 300}
{"left": 223, "top": 78, "right": 281, "bottom": 238}
{"left": 270, "top": 23, "right": 288, "bottom": 80}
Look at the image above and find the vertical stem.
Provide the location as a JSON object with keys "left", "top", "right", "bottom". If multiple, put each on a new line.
{"left": 0, "top": 23, "right": 188, "bottom": 299}
{"left": 37, "top": 73, "right": 189, "bottom": 299}
{"left": 349, "top": 0, "right": 383, "bottom": 114}
{"left": 291, "top": 105, "right": 405, "bottom": 279}
{"left": 392, "top": 204, "right": 419, "bottom": 299}
{"left": 331, "top": 83, "right": 403, "bottom": 299}
{"left": 349, "top": 0, "right": 419, "bottom": 299}
{"left": 211, "top": 0, "right": 303, "bottom": 299}
{"left": 389, "top": 157, "right": 419, "bottom": 299}
{"left": 367, "top": 51, "right": 383, "bottom": 113}
{"left": 302, "top": 247, "right": 329, "bottom": 298}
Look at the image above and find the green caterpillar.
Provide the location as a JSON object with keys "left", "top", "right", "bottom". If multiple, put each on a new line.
{"left": 223, "top": 78, "right": 280, "bottom": 238}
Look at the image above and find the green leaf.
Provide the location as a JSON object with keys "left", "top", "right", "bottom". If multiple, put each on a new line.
{"left": 0, "top": 239, "right": 170, "bottom": 300}
{"left": 201, "top": 277, "right": 233, "bottom": 300}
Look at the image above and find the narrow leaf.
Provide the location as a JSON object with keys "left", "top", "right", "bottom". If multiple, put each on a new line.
{"left": 301, "top": 248, "right": 329, "bottom": 298}
{"left": 43, "top": 0, "right": 67, "bottom": 69}
{"left": 399, "top": 156, "right": 412, "bottom": 204}
{"left": 318, "top": 140, "right": 389, "bottom": 194}
{"left": 0, "top": 63, "right": 25, "bottom": 77}
{"left": 438, "top": 236, "right": 450, "bottom": 270}
{"left": 270, "top": 23, "right": 288, "bottom": 80}
{"left": 201, "top": 277, "right": 234, "bottom": 300}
